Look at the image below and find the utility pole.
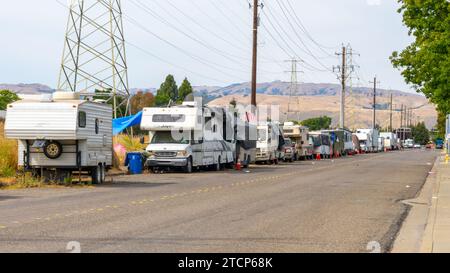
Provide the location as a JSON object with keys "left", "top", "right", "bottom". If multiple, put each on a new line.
{"left": 334, "top": 45, "right": 356, "bottom": 129}
{"left": 369, "top": 76, "right": 380, "bottom": 129}
{"left": 250, "top": 0, "right": 263, "bottom": 108}
{"left": 389, "top": 93, "right": 393, "bottom": 132}
{"left": 340, "top": 46, "right": 346, "bottom": 129}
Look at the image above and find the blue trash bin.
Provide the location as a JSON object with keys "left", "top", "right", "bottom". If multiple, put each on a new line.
{"left": 125, "top": 152, "right": 144, "bottom": 175}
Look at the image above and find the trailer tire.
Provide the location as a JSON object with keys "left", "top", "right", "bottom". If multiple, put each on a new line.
{"left": 184, "top": 157, "right": 193, "bottom": 173}
{"left": 91, "top": 165, "right": 103, "bottom": 184}
{"left": 43, "top": 141, "right": 63, "bottom": 160}
{"left": 215, "top": 157, "right": 221, "bottom": 171}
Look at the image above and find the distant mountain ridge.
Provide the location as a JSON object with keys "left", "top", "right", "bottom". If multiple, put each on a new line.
{"left": 2, "top": 81, "right": 421, "bottom": 100}
{"left": 0, "top": 83, "right": 54, "bottom": 94}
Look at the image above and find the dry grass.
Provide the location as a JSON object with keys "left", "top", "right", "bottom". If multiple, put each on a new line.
{"left": 0, "top": 121, "right": 18, "bottom": 178}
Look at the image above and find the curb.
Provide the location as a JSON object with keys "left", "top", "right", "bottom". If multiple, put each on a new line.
{"left": 391, "top": 155, "right": 440, "bottom": 253}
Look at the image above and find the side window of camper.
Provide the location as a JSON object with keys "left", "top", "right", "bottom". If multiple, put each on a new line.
{"left": 78, "top": 111, "right": 86, "bottom": 128}
{"left": 95, "top": 118, "right": 99, "bottom": 134}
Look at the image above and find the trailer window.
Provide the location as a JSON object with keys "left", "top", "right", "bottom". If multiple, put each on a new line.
{"left": 78, "top": 111, "right": 86, "bottom": 128}
{"left": 95, "top": 118, "right": 99, "bottom": 134}
{"left": 152, "top": 114, "right": 185, "bottom": 123}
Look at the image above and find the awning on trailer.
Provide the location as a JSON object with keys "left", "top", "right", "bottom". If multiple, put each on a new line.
{"left": 113, "top": 111, "right": 143, "bottom": 136}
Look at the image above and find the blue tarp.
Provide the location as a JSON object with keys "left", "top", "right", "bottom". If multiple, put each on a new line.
{"left": 113, "top": 111, "right": 143, "bottom": 136}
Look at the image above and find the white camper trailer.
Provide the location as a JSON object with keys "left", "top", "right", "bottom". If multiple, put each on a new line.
{"left": 256, "top": 122, "right": 285, "bottom": 164}
{"left": 4, "top": 92, "right": 113, "bottom": 184}
{"left": 140, "top": 102, "right": 234, "bottom": 173}
{"left": 355, "top": 129, "right": 379, "bottom": 152}
{"left": 380, "top": 132, "right": 398, "bottom": 150}
{"left": 282, "top": 122, "right": 313, "bottom": 160}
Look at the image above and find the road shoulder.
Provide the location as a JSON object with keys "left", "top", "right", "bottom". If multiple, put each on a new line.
{"left": 392, "top": 153, "right": 448, "bottom": 253}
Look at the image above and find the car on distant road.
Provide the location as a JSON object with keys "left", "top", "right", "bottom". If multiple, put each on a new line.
{"left": 283, "top": 138, "right": 296, "bottom": 162}
{"left": 414, "top": 144, "right": 422, "bottom": 149}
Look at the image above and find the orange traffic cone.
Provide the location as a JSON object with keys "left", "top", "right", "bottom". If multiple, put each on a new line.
{"left": 235, "top": 160, "right": 242, "bottom": 171}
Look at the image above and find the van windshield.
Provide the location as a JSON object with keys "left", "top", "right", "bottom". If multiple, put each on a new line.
{"left": 257, "top": 129, "right": 267, "bottom": 141}
{"left": 151, "top": 131, "right": 190, "bottom": 144}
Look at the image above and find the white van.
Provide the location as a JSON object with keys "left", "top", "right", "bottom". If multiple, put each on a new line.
{"left": 308, "top": 131, "right": 331, "bottom": 158}
{"left": 256, "top": 122, "right": 284, "bottom": 164}
{"left": 140, "top": 102, "right": 234, "bottom": 173}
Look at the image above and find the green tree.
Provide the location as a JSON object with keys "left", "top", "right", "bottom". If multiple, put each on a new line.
{"left": 177, "top": 78, "right": 194, "bottom": 103}
{"left": 300, "top": 116, "right": 332, "bottom": 131}
{"left": 390, "top": 1, "right": 450, "bottom": 116}
{"left": 130, "top": 91, "right": 155, "bottom": 114}
{"left": 412, "top": 122, "right": 430, "bottom": 145}
{"left": 155, "top": 75, "right": 178, "bottom": 106}
{"left": 0, "top": 90, "right": 20, "bottom": 110}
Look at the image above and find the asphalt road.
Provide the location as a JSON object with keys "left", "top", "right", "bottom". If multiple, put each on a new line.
{"left": 0, "top": 149, "right": 438, "bottom": 253}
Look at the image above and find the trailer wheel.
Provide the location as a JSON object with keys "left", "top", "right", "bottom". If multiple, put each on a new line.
{"left": 91, "top": 165, "right": 103, "bottom": 184}
{"left": 43, "top": 141, "right": 63, "bottom": 159}
{"left": 214, "top": 157, "right": 221, "bottom": 171}
{"left": 184, "top": 157, "right": 193, "bottom": 173}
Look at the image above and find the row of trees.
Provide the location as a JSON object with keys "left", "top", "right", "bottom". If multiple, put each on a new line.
{"left": 391, "top": 0, "right": 449, "bottom": 138}
{"left": 155, "top": 75, "right": 194, "bottom": 106}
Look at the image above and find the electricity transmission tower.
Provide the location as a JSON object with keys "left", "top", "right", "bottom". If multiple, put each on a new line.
{"left": 57, "top": 0, "right": 130, "bottom": 118}
{"left": 285, "top": 58, "right": 303, "bottom": 121}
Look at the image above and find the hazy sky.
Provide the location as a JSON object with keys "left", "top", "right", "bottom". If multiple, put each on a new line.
{"left": 0, "top": 0, "right": 415, "bottom": 92}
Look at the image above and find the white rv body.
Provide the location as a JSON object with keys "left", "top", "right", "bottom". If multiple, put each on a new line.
{"left": 256, "top": 122, "right": 284, "bottom": 163}
{"left": 355, "top": 129, "right": 379, "bottom": 152}
{"left": 140, "top": 103, "right": 234, "bottom": 172}
{"left": 378, "top": 137, "right": 385, "bottom": 152}
{"left": 308, "top": 131, "right": 331, "bottom": 157}
{"left": 380, "top": 132, "right": 397, "bottom": 150}
{"left": 4, "top": 92, "right": 112, "bottom": 183}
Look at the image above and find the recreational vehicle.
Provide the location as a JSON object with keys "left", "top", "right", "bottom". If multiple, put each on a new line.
{"left": 308, "top": 131, "right": 331, "bottom": 159}
{"left": 256, "top": 122, "right": 285, "bottom": 164}
{"left": 140, "top": 102, "right": 234, "bottom": 173}
{"left": 355, "top": 129, "right": 379, "bottom": 152}
{"left": 322, "top": 129, "right": 353, "bottom": 156}
{"left": 4, "top": 92, "right": 113, "bottom": 184}
{"left": 380, "top": 132, "right": 398, "bottom": 150}
{"left": 282, "top": 122, "right": 313, "bottom": 160}
{"left": 378, "top": 137, "right": 385, "bottom": 152}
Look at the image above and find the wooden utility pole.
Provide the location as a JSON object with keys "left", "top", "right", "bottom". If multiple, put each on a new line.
{"left": 251, "top": 0, "right": 259, "bottom": 108}
{"left": 389, "top": 93, "right": 393, "bottom": 132}
{"left": 340, "top": 46, "right": 346, "bottom": 129}
{"left": 369, "top": 77, "right": 380, "bottom": 129}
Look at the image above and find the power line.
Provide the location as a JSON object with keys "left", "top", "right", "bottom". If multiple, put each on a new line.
{"left": 272, "top": 0, "right": 333, "bottom": 71}
{"left": 130, "top": 0, "right": 251, "bottom": 68}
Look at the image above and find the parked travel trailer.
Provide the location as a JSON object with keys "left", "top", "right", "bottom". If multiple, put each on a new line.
{"left": 4, "top": 92, "right": 113, "bottom": 184}
{"left": 282, "top": 122, "right": 313, "bottom": 160}
{"left": 352, "top": 134, "right": 361, "bottom": 154}
{"left": 355, "top": 129, "right": 379, "bottom": 152}
{"left": 140, "top": 102, "right": 234, "bottom": 173}
{"left": 380, "top": 132, "right": 398, "bottom": 150}
{"left": 256, "top": 122, "right": 285, "bottom": 164}
{"left": 309, "top": 131, "right": 331, "bottom": 158}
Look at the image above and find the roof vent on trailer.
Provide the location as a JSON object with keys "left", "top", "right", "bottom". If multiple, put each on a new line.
{"left": 52, "top": 91, "right": 81, "bottom": 101}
